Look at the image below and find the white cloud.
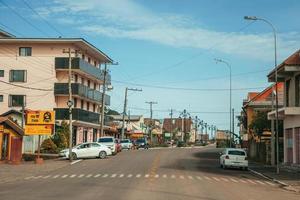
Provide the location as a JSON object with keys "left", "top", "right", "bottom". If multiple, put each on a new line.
{"left": 40, "top": 0, "right": 300, "bottom": 61}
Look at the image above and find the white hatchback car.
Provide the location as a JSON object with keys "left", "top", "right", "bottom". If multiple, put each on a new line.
{"left": 60, "top": 142, "right": 112, "bottom": 160}
{"left": 219, "top": 148, "right": 248, "bottom": 170}
{"left": 120, "top": 139, "right": 133, "bottom": 150}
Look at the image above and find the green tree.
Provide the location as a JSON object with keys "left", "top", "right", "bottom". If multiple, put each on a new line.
{"left": 52, "top": 120, "right": 70, "bottom": 150}
{"left": 249, "top": 111, "right": 270, "bottom": 136}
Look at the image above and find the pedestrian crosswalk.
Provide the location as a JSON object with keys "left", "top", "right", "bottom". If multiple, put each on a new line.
{"left": 24, "top": 173, "right": 277, "bottom": 187}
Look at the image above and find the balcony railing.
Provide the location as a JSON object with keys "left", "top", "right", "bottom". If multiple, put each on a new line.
{"left": 55, "top": 108, "right": 100, "bottom": 124}
{"left": 55, "top": 57, "right": 111, "bottom": 84}
{"left": 54, "top": 83, "right": 110, "bottom": 105}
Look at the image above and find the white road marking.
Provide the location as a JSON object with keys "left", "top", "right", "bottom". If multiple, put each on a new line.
{"left": 24, "top": 176, "right": 34, "bottom": 180}
{"left": 34, "top": 175, "right": 43, "bottom": 179}
{"left": 265, "top": 181, "right": 275, "bottom": 186}
{"left": 70, "top": 159, "right": 82, "bottom": 165}
{"left": 247, "top": 179, "right": 257, "bottom": 184}
{"left": 212, "top": 177, "right": 220, "bottom": 181}
{"left": 78, "top": 174, "right": 85, "bottom": 178}
{"left": 94, "top": 174, "right": 101, "bottom": 178}
{"left": 220, "top": 177, "right": 229, "bottom": 182}
{"left": 53, "top": 175, "right": 60, "bottom": 179}
{"left": 154, "top": 174, "right": 159, "bottom": 178}
{"left": 102, "top": 174, "right": 109, "bottom": 178}
{"left": 196, "top": 176, "right": 202, "bottom": 180}
{"left": 136, "top": 174, "right": 141, "bottom": 178}
{"left": 230, "top": 178, "right": 239, "bottom": 183}
{"left": 127, "top": 174, "right": 133, "bottom": 178}
{"left": 188, "top": 176, "right": 194, "bottom": 180}
{"left": 180, "top": 175, "right": 185, "bottom": 179}
{"left": 111, "top": 174, "right": 117, "bottom": 178}
{"left": 119, "top": 174, "right": 124, "bottom": 178}
{"left": 61, "top": 175, "right": 68, "bottom": 178}
{"left": 163, "top": 174, "right": 167, "bottom": 178}
{"left": 239, "top": 179, "right": 248, "bottom": 184}
{"left": 171, "top": 175, "right": 176, "bottom": 179}
{"left": 255, "top": 180, "right": 265, "bottom": 185}
{"left": 86, "top": 174, "right": 93, "bottom": 178}
{"left": 204, "top": 176, "right": 211, "bottom": 180}
{"left": 145, "top": 174, "right": 150, "bottom": 178}
{"left": 70, "top": 174, "right": 77, "bottom": 178}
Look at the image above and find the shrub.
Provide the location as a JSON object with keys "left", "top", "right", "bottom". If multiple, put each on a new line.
{"left": 41, "top": 138, "right": 58, "bottom": 154}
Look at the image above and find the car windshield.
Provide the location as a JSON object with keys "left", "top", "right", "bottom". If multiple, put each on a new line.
{"left": 98, "top": 138, "right": 113, "bottom": 143}
{"left": 120, "top": 140, "right": 130, "bottom": 143}
{"left": 228, "top": 150, "right": 246, "bottom": 156}
{"left": 136, "top": 139, "right": 145, "bottom": 143}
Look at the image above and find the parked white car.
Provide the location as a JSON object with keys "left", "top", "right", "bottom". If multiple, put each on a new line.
{"left": 98, "top": 136, "right": 117, "bottom": 155}
{"left": 219, "top": 148, "right": 248, "bottom": 170}
{"left": 120, "top": 139, "right": 133, "bottom": 150}
{"left": 59, "top": 142, "right": 112, "bottom": 160}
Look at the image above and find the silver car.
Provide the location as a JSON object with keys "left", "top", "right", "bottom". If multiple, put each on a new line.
{"left": 120, "top": 139, "right": 133, "bottom": 150}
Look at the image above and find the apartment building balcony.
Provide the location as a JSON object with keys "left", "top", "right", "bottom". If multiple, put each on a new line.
{"left": 55, "top": 57, "right": 111, "bottom": 84}
{"left": 268, "top": 107, "right": 300, "bottom": 120}
{"left": 54, "top": 83, "right": 110, "bottom": 105}
{"left": 54, "top": 108, "right": 100, "bottom": 124}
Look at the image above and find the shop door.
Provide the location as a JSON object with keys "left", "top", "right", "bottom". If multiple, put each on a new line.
{"left": 1, "top": 134, "right": 9, "bottom": 160}
{"left": 295, "top": 128, "right": 300, "bottom": 164}
{"left": 83, "top": 129, "right": 88, "bottom": 143}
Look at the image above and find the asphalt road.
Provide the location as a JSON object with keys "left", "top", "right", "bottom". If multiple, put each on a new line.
{"left": 0, "top": 145, "right": 299, "bottom": 200}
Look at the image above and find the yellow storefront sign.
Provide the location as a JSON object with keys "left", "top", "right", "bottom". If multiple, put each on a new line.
{"left": 0, "top": 125, "right": 3, "bottom": 132}
{"left": 26, "top": 111, "right": 55, "bottom": 125}
{"left": 25, "top": 125, "right": 52, "bottom": 135}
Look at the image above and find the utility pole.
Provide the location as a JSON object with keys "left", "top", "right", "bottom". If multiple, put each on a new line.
{"left": 169, "top": 109, "right": 173, "bottom": 141}
{"left": 232, "top": 108, "right": 235, "bottom": 147}
{"left": 100, "top": 63, "right": 107, "bottom": 138}
{"left": 194, "top": 116, "right": 199, "bottom": 141}
{"left": 63, "top": 48, "right": 77, "bottom": 162}
{"left": 121, "top": 88, "right": 142, "bottom": 139}
{"left": 145, "top": 101, "right": 158, "bottom": 142}
{"left": 271, "top": 86, "right": 275, "bottom": 165}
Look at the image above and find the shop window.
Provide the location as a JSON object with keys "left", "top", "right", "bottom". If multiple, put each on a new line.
{"left": 81, "top": 100, "right": 84, "bottom": 109}
{"left": 0, "top": 95, "right": 3, "bottom": 102}
{"left": 87, "top": 102, "right": 90, "bottom": 111}
{"left": 0, "top": 70, "right": 4, "bottom": 77}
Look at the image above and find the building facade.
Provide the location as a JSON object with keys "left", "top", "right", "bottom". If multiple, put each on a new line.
{"left": 0, "top": 31, "right": 113, "bottom": 148}
{"left": 268, "top": 50, "right": 300, "bottom": 165}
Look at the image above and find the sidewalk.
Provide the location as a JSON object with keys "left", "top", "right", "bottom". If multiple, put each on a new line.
{"left": 0, "top": 159, "right": 69, "bottom": 184}
{"left": 249, "top": 162, "right": 300, "bottom": 192}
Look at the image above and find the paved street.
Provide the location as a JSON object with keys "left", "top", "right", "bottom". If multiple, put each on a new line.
{"left": 0, "top": 146, "right": 299, "bottom": 200}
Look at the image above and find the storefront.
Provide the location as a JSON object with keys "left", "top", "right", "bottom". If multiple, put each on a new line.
{"left": 0, "top": 117, "right": 24, "bottom": 164}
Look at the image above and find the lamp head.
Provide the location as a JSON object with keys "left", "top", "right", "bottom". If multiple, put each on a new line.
{"left": 244, "top": 16, "right": 258, "bottom": 21}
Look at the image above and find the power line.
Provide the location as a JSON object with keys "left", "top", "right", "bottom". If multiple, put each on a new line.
{"left": 0, "top": 22, "right": 25, "bottom": 37}
{"left": 21, "top": 0, "right": 64, "bottom": 36}
{"left": 0, "top": 0, "right": 49, "bottom": 36}
{"left": 0, "top": 80, "right": 52, "bottom": 91}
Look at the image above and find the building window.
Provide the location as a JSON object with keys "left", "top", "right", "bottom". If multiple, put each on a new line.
{"left": 74, "top": 98, "right": 77, "bottom": 108}
{"left": 0, "top": 95, "right": 3, "bottom": 102}
{"left": 19, "top": 47, "right": 32, "bottom": 56}
{"left": 87, "top": 102, "right": 90, "bottom": 111}
{"left": 94, "top": 61, "right": 97, "bottom": 67}
{"left": 81, "top": 100, "right": 84, "bottom": 109}
{"left": 93, "top": 104, "right": 96, "bottom": 112}
{"left": 74, "top": 74, "right": 78, "bottom": 82}
{"left": 93, "top": 129, "right": 97, "bottom": 142}
{"left": 295, "top": 75, "right": 299, "bottom": 106}
{"left": 9, "top": 95, "right": 25, "bottom": 107}
{"left": 286, "top": 79, "right": 290, "bottom": 107}
{"left": 81, "top": 78, "right": 84, "bottom": 85}
{"left": 88, "top": 57, "right": 91, "bottom": 63}
{"left": 88, "top": 80, "right": 90, "bottom": 88}
{"left": 83, "top": 129, "right": 88, "bottom": 142}
{"left": 94, "top": 83, "right": 97, "bottom": 90}
{"left": 9, "top": 70, "right": 26, "bottom": 82}
{"left": 0, "top": 70, "right": 4, "bottom": 77}
{"left": 82, "top": 54, "right": 85, "bottom": 60}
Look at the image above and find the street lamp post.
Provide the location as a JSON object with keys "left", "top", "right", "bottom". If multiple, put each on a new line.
{"left": 244, "top": 16, "right": 280, "bottom": 174}
{"left": 215, "top": 58, "right": 232, "bottom": 147}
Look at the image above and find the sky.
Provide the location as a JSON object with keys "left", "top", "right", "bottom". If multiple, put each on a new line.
{"left": 1, "top": 0, "right": 300, "bottom": 133}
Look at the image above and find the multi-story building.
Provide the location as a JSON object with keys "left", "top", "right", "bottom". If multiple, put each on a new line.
{"left": 0, "top": 29, "right": 113, "bottom": 149}
{"left": 268, "top": 50, "right": 300, "bottom": 165}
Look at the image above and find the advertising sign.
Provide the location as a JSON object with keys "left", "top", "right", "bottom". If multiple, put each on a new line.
{"left": 26, "top": 111, "right": 55, "bottom": 125}
{"left": 24, "top": 125, "right": 52, "bottom": 135}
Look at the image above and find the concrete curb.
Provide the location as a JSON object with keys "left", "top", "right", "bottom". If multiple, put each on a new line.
{"left": 249, "top": 168, "right": 299, "bottom": 193}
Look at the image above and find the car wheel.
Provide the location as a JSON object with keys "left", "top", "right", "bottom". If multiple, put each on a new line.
{"left": 99, "top": 151, "right": 107, "bottom": 159}
{"left": 71, "top": 153, "right": 77, "bottom": 160}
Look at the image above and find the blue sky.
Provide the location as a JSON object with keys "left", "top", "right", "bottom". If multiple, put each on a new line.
{"left": 1, "top": 0, "right": 300, "bottom": 133}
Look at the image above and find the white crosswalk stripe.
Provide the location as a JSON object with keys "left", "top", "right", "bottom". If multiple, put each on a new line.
{"left": 163, "top": 174, "right": 167, "bottom": 178}
{"left": 246, "top": 179, "right": 257, "bottom": 184}
{"left": 42, "top": 175, "right": 51, "bottom": 179}
{"left": 102, "top": 174, "right": 109, "bottom": 178}
{"left": 220, "top": 177, "right": 229, "bottom": 182}
{"left": 230, "top": 178, "right": 238, "bottom": 183}
{"left": 86, "top": 174, "right": 93, "bottom": 178}
{"left": 94, "top": 174, "right": 101, "bottom": 178}
{"left": 24, "top": 176, "right": 34, "bottom": 180}
{"left": 70, "top": 174, "right": 76, "bottom": 178}
{"left": 265, "top": 181, "right": 275, "bottom": 186}
{"left": 154, "top": 174, "right": 159, "bottom": 178}
{"left": 119, "top": 174, "right": 124, "bottom": 178}
{"left": 212, "top": 177, "right": 220, "bottom": 181}
{"left": 61, "top": 175, "right": 68, "bottom": 178}
{"left": 204, "top": 176, "right": 211, "bottom": 180}
{"left": 136, "top": 174, "right": 141, "bottom": 178}
{"left": 53, "top": 175, "right": 60, "bottom": 179}
{"left": 145, "top": 174, "right": 150, "bottom": 178}
{"left": 239, "top": 179, "right": 248, "bottom": 184}
{"left": 179, "top": 175, "right": 185, "bottom": 179}
{"left": 171, "top": 175, "right": 176, "bottom": 179}
{"left": 78, "top": 174, "right": 85, "bottom": 178}
{"left": 188, "top": 176, "right": 194, "bottom": 180}
{"left": 255, "top": 180, "right": 265, "bottom": 185}
{"left": 111, "top": 174, "right": 117, "bottom": 178}
{"left": 196, "top": 176, "right": 202, "bottom": 180}
{"left": 127, "top": 174, "right": 133, "bottom": 178}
